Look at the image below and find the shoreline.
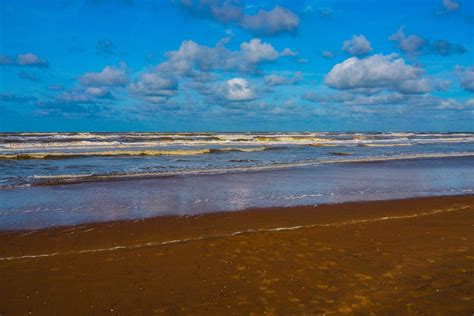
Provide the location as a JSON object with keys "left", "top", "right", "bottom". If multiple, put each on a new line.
{"left": 1, "top": 195, "right": 473, "bottom": 314}
{"left": 0, "top": 193, "right": 473, "bottom": 235}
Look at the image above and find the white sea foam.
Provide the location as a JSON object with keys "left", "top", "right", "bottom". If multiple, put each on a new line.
{"left": 2, "top": 132, "right": 473, "bottom": 152}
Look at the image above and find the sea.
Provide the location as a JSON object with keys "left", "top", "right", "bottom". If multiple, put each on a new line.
{"left": 1, "top": 132, "right": 473, "bottom": 230}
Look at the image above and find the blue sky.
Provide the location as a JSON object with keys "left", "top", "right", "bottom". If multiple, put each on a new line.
{"left": 0, "top": 0, "right": 473, "bottom": 131}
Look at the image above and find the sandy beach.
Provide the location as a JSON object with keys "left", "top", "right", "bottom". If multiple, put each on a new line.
{"left": 1, "top": 195, "right": 473, "bottom": 315}
{"left": 2, "top": 0, "right": 474, "bottom": 313}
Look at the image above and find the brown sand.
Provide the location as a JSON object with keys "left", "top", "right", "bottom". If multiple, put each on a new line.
{"left": 1, "top": 195, "right": 473, "bottom": 315}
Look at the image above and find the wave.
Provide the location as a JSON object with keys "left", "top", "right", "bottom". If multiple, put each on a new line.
{"left": 252, "top": 136, "right": 332, "bottom": 142}
{"left": 2, "top": 132, "right": 474, "bottom": 151}
{"left": 5, "top": 151, "right": 473, "bottom": 188}
{"left": 0, "top": 146, "right": 283, "bottom": 160}
{"left": 328, "top": 151, "right": 354, "bottom": 156}
{"left": 357, "top": 143, "right": 412, "bottom": 147}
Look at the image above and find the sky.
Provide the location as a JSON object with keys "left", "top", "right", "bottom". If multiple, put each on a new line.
{"left": 0, "top": 0, "right": 473, "bottom": 132}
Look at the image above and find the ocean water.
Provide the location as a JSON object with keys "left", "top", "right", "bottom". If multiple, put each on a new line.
{"left": 0, "top": 132, "right": 473, "bottom": 230}
{"left": 1, "top": 132, "right": 474, "bottom": 188}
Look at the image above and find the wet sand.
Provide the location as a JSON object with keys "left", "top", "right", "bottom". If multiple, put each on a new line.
{"left": 1, "top": 195, "right": 473, "bottom": 315}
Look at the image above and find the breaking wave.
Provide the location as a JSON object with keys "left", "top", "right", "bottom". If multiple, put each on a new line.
{"left": 0, "top": 146, "right": 284, "bottom": 160}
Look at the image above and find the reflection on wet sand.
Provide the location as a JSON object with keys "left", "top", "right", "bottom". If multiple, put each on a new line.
{"left": 1, "top": 195, "right": 473, "bottom": 314}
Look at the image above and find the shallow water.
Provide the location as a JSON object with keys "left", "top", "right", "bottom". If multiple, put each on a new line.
{"left": 0, "top": 156, "right": 473, "bottom": 230}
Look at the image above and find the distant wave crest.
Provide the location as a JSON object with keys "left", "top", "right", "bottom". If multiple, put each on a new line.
{"left": 0, "top": 146, "right": 284, "bottom": 160}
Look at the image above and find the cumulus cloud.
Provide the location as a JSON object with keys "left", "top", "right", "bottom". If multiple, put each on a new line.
{"left": 129, "top": 72, "right": 178, "bottom": 104}
{"left": 388, "top": 27, "right": 466, "bottom": 57}
{"left": 57, "top": 91, "right": 93, "bottom": 104}
{"left": 322, "top": 50, "right": 334, "bottom": 59}
{"left": 303, "top": 89, "right": 467, "bottom": 112}
{"left": 389, "top": 27, "right": 426, "bottom": 55}
{"left": 280, "top": 48, "right": 297, "bottom": 57}
{"left": 455, "top": 66, "right": 474, "bottom": 92}
{"left": 394, "top": 79, "right": 432, "bottom": 94}
{"left": 85, "top": 87, "right": 112, "bottom": 98}
{"left": 158, "top": 37, "right": 291, "bottom": 76}
{"left": 178, "top": 1, "right": 299, "bottom": 36}
{"left": 240, "top": 6, "right": 299, "bottom": 36}
{"left": 240, "top": 38, "right": 279, "bottom": 63}
{"left": 79, "top": 63, "right": 128, "bottom": 86}
{"left": 345, "top": 93, "right": 406, "bottom": 106}
{"left": 324, "top": 54, "right": 442, "bottom": 94}
{"left": 342, "top": 35, "right": 373, "bottom": 56}
{"left": 325, "top": 54, "right": 421, "bottom": 90}
{"left": 0, "top": 53, "right": 48, "bottom": 67}
{"left": 37, "top": 87, "right": 115, "bottom": 116}
{"left": 437, "top": 98, "right": 474, "bottom": 110}
{"left": 224, "top": 77, "right": 255, "bottom": 101}
{"left": 264, "top": 72, "right": 303, "bottom": 86}
{"left": 124, "top": 37, "right": 294, "bottom": 106}
{"left": 432, "top": 40, "right": 467, "bottom": 56}
{"left": 0, "top": 55, "right": 14, "bottom": 65}
{"left": 264, "top": 74, "right": 287, "bottom": 86}
{"left": 443, "top": 0, "right": 459, "bottom": 11}
{"left": 302, "top": 91, "right": 354, "bottom": 103}
{"left": 17, "top": 53, "right": 49, "bottom": 67}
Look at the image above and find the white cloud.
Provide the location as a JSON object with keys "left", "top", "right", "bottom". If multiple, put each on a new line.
{"left": 0, "top": 53, "right": 48, "bottom": 67}
{"left": 303, "top": 89, "right": 470, "bottom": 111}
{"left": 224, "top": 78, "right": 255, "bottom": 101}
{"left": 324, "top": 54, "right": 440, "bottom": 94}
{"left": 389, "top": 27, "right": 426, "bottom": 55}
{"left": 264, "top": 72, "right": 303, "bottom": 86}
{"left": 302, "top": 91, "right": 354, "bottom": 103}
{"left": 241, "top": 6, "right": 299, "bottom": 36}
{"left": 437, "top": 98, "right": 474, "bottom": 110}
{"left": 443, "top": 0, "right": 459, "bottom": 11}
{"left": 322, "top": 50, "right": 334, "bottom": 59}
{"left": 17, "top": 53, "right": 49, "bottom": 67}
{"left": 85, "top": 87, "right": 111, "bottom": 98}
{"left": 79, "top": 63, "right": 128, "bottom": 86}
{"left": 264, "top": 74, "right": 288, "bottom": 86}
{"left": 127, "top": 38, "right": 295, "bottom": 106}
{"left": 432, "top": 40, "right": 467, "bottom": 56}
{"left": 158, "top": 37, "right": 291, "bottom": 75}
{"left": 325, "top": 54, "right": 420, "bottom": 90}
{"left": 395, "top": 79, "right": 432, "bottom": 94}
{"left": 280, "top": 48, "right": 298, "bottom": 57}
{"left": 129, "top": 72, "right": 178, "bottom": 103}
{"left": 178, "top": 2, "right": 299, "bottom": 36}
{"left": 342, "top": 35, "right": 373, "bottom": 56}
{"left": 345, "top": 93, "right": 406, "bottom": 106}
{"left": 455, "top": 66, "right": 474, "bottom": 92}
{"left": 0, "top": 55, "right": 14, "bottom": 65}
{"left": 57, "top": 91, "right": 92, "bottom": 104}
{"left": 390, "top": 28, "right": 466, "bottom": 57}
{"left": 240, "top": 39, "right": 279, "bottom": 64}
